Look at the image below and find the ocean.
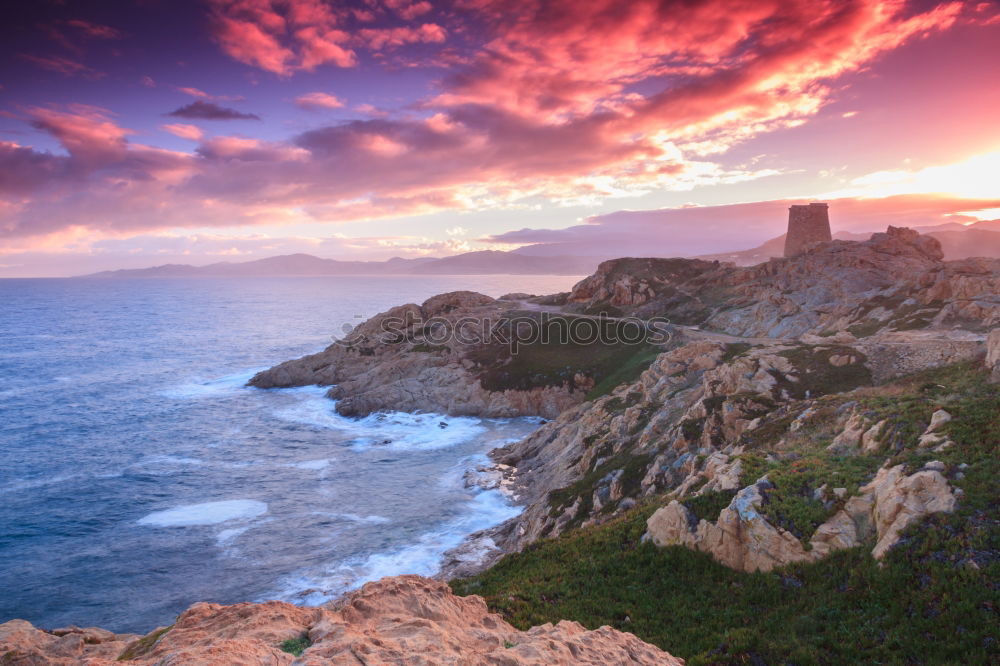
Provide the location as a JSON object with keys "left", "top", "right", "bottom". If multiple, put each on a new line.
{"left": 0, "top": 275, "right": 580, "bottom": 633}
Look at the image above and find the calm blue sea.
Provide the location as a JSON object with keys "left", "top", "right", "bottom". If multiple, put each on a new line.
{"left": 0, "top": 275, "right": 579, "bottom": 633}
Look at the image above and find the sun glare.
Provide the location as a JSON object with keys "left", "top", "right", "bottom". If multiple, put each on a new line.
{"left": 825, "top": 150, "right": 1000, "bottom": 205}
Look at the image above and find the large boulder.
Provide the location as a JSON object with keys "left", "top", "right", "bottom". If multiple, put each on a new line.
{"left": 0, "top": 620, "right": 139, "bottom": 665}
{"left": 645, "top": 463, "right": 957, "bottom": 571}
{"left": 644, "top": 481, "right": 827, "bottom": 572}
{"left": 987, "top": 328, "right": 1000, "bottom": 382}
{"left": 862, "top": 464, "right": 957, "bottom": 559}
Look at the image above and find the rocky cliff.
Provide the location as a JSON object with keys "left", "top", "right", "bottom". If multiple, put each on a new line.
{"left": 568, "top": 226, "right": 1000, "bottom": 338}
{"left": 445, "top": 332, "right": 986, "bottom": 576}
{"left": 250, "top": 228, "right": 998, "bottom": 423}
{"left": 248, "top": 291, "right": 582, "bottom": 418}
{"left": 248, "top": 290, "right": 662, "bottom": 419}
{"left": 0, "top": 575, "right": 680, "bottom": 665}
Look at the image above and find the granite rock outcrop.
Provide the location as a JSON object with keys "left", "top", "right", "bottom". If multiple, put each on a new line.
{"left": 643, "top": 462, "right": 957, "bottom": 571}
{"left": 248, "top": 291, "right": 592, "bottom": 419}
{"left": 0, "top": 576, "right": 681, "bottom": 665}
{"left": 569, "top": 227, "right": 1000, "bottom": 339}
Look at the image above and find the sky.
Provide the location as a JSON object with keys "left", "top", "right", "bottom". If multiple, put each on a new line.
{"left": 1, "top": 0, "right": 999, "bottom": 276}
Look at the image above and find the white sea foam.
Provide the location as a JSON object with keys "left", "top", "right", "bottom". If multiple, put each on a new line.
{"left": 161, "top": 369, "right": 261, "bottom": 399}
{"left": 138, "top": 499, "right": 268, "bottom": 527}
{"left": 0, "top": 473, "right": 79, "bottom": 495}
{"left": 271, "top": 490, "right": 520, "bottom": 605}
{"left": 272, "top": 387, "right": 488, "bottom": 451}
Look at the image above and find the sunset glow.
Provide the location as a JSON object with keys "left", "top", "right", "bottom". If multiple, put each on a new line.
{"left": 2, "top": 0, "right": 1000, "bottom": 275}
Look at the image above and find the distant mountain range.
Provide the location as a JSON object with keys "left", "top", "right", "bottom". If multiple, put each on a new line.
{"left": 83, "top": 220, "right": 1000, "bottom": 277}
{"left": 82, "top": 251, "right": 602, "bottom": 278}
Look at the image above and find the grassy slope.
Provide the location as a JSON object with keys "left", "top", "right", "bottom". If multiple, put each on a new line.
{"left": 452, "top": 362, "right": 1000, "bottom": 664}
{"left": 467, "top": 311, "right": 660, "bottom": 394}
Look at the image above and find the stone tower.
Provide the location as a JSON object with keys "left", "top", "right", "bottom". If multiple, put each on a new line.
{"left": 784, "top": 203, "right": 832, "bottom": 257}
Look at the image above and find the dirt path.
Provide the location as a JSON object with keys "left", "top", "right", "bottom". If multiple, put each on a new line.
{"left": 506, "top": 299, "right": 982, "bottom": 348}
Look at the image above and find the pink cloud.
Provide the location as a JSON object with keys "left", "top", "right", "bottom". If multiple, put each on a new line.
{"left": 208, "top": 0, "right": 357, "bottom": 75}
{"left": 162, "top": 124, "right": 204, "bottom": 141}
{"left": 28, "top": 106, "right": 131, "bottom": 166}
{"left": 295, "top": 26, "right": 357, "bottom": 68}
{"left": 385, "top": 0, "right": 433, "bottom": 20}
{"left": 354, "top": 103, "right": 390, "bottom": 117}
{"left": 360, "top": 23, "right": 446, "bottom": 50}
{"left": 197, "top": 135, "right": 309, "bottom": 161}
{"left": 213, "top": 13, "right": 297, "bottom": 74}
{"left": 295, "top": 92, "right": 346, "bottom": 110}
{"left": 65, "top": 19, "right": 122, "bottom": 40}
{"left": 19, "top": 54, "right": 105, "bottom": 79}
{"left": 178, "top": 86, "right": 211, "bottom": 98}
{"left": 207, "top": 0, "right": 452, "bottom": 73}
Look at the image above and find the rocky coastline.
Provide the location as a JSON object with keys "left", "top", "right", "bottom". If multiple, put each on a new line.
{"left": 5, "top": 226, "right": 1000, "bottom": 663}
{"left": 250, "top": 226, "right": 999, "bottom": 579}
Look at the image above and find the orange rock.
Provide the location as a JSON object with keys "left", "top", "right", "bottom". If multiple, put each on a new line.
{"left": 0, "top": 576, "right": 682, "bottom": 665}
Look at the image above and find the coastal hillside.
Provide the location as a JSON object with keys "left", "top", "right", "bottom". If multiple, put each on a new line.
{"left": 452, "top": 355, "right": 999, "bottom": 663}
{"left": 435, "top": 230, "right": 1000, "bottom": 662}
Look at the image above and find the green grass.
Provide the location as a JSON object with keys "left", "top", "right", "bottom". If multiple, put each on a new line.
{"left": 775, "top": 345, "right": 871, "bottom": 398}
{"left": 586, "top": 348, "right": 662, "bottom": 400}
{"left": 547, "top": 451, "right": 654, "bottom": 527}
{"left": 846, "top": 319, "right": 884, "bottom": 338}
{"left": 467, "top": 312, "right": 659, "bottom": 394}
{"left": 740, "top": 453, "right": 884, "bottom": 546}
{"left": 453, "top": 495, "right": 998, "bottom": 664}
{"left": 682, "top": 490, "right": 737, "bottom": 522}
{"left": 720, "top": 342, "right": 752, "bottom": 363}
{"left": 117, "top": 625, "right": 173, "bottom": 661}
{"left": 279, "top": 635, "right": 312, "bottom": 657}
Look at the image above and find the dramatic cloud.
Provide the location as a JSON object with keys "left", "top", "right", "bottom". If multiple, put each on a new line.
{"left": 208, "top": 0, "right": 357, "bottom": 75}
{"left": 2, "top": 0, "right": 999, "bottom": 273}
{"left": 167, "top": 101, "right": 260, "bottom": 120}
{"left": 295, "top": 92, "right": 346, "bottom": 110}
{"left": 207, "top": 0, "right": 449, "bottom": 74}
{"left": 359, "top": 23, "right": 446, "bottom": 50}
